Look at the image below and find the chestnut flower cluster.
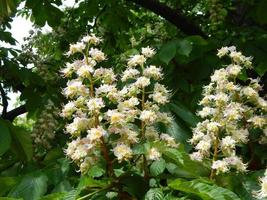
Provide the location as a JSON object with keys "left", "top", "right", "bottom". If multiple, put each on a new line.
{"left": 61, "top": 34, "right": 177, "bottom": 174}
{"left": 189, "top": 46, "right": 267, "bottom": 177}
{"left": 256, "top": 169, "right": 267, "bottom": 199}
{"left": 206, "top": 0, "right": 228, "bottom": 34}
{"left": 31, "top": 100, "right": 60, "bottom": 150}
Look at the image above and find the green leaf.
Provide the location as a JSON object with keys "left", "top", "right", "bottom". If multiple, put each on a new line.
{"left": 40, "top": 193, "right": 67, "bottom": 200}
{"left": 186, "top": 36, "right": 208, "bottom": 46}
{"left": 121, "top": 174, "right": 149, "bottom": 199}
{"left": 0, "top": 31, "right": 16, "bottom": 45}
{"left": 252, "top": 1, "right": 267, "bottom": 25}
{"left": 230, "top": 171, "right": 266, "bottom": 200}
{"left": 78, "top": 176, "right": 109, "bottom": 191}
{"left": 45, "top": 3, "right": 63, "bottom": 27}
{"left": 52, "top": 180, "right": 72, "bottom": 193}
{"left": 164, "top": 193, "right": 190, "bottom": 200}
{"left": 25, "top": 0, "right": 38, "bottom": 8}
{"left": 145, "top": 188, "right": 164, "bottom": 200}
{"left": 166, "top": 120, "right": 191, "bottom": 150}
{"left": 149, "top": 179, "right": 158, "bottom": 187}
{"left": 163, "top": 148, "right": 184, "bottom": 165}
{"left": 132, "top": 143, "right": 146, "bottom": 155}
{"left": 0, "top": 0, "right": 20, "bottom": 19}
{"left": 163, "top": 148, "right": 209, "bottom": 177}
{"left": 0, "top": 120, "right": 11, "bottom": 156}
{"left": 43, "top": 148, "right": 64, "bottom": 163}
{"left": 159, "top": 41, "right": 177, "bottom": 64}
{"left": 31, "top": 4, "right": 46, "bottom": 26}
{"left": 0, "top": 177, "right": 19, "bottom": 196}
{"left": 60, "top": 190, "right": 77, "bottom": 200}
{"left": 21, "top": 87, "right": 43, "bottom": 116}
{"left": 26, "top": 1, "right": 63, "bottom": 27}
{"left": 256, "top": 62, "right": 267, "bottom": 76}
{"left": 238, "top": 68, "right": 248, "bottom": 81}
{"left": 176, "top": 39, "right": 192, "bottom": 57}
{"left": 169, "top": 179, "right": 241, "bottom": 200}
{"left": 41, "top": 191, "right": 77, "bottom": 200}
{"left": 44, "top": 158, "right": 70, "bottom": 187}
{"left": 150, "top": 159, "right": 166, "bottom": 177}
{"left": 8, "top": 172, "right": 48, "bottom": 200}
{"left": 88, "top": 166, "right": 105, "bottom": 178}
{"left": 9, "top": 126, "right": 33, "bottom": 161}
{"left": 90, "top": 191, "right": 109, "bottom": 200}
{"left": 58, "top": 158, "right": 70, "bottom": 176}
{"left": 114, "top": 168, "right": 124, "bottom": 177}
{"left": 169, "top": 102, "right": 199, "bottom": 127}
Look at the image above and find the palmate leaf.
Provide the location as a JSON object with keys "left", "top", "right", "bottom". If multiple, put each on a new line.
{"left": 163, "top": 147, "right": 209, "bottom": 178}
{"left": 39, "top": 193, "right": 67, "bottom": 200}
{"left": 169, "top": 178, "right": 241, "bottom": 200}
{"left": 145, "top": 188, "right": 164, "bottom": 200}
{"left": 164, "top": 193, "right": 190, "bottom": 200}
{"left": 176, "top": 39, "right": 192, "bottom": 57}
{"left": 25, "top": 0, "right": 63, "bottom": 27}
{"left": 150, "top": 159, "right": 166, "bottom": 177}
{"left": 78, "top": 176, "right": 109, "bottom": 191}
{"left": 75, "top": 176, "right": 114, "bottom": 199}
{"left": 52, "top": 180, "right": 72, "bottom": 193}
{"left": 0, "top": 177, "right": 20, "bottom": 196}
{"left": 256, "top": 62, "right": 267, "bottom": 76}
{"left": 166, "top": 119, "right": 191, "bottom": 147}
{"left": 0, "top": 119, "right": 32, "bottom": 162}
{"left": 9, "top": 126, "right": 33, "bottom": 161}
{"left": 158, "top": 39, "right": 193, "bottom": 64}
{"left": 165, "top": 102, "right": 199, "bottom": 149}
{"left": 8, "top": 172, "right": 48, "bottom": 200}
{"left": 0, "top": 30, "right": 16, "bottom": 44}
{"left": 251, "top": 0, "right": 267, "bottom": 25}
{"left": 40, "top": 191, "right": 78, "bottom": 200}
{"left": 60, "top": 190, "right": 78, "bottom": 200}
{"left": 120, "top": 174, "right": 149, "bottom": 199}
{"left": 0, "top": 120, "right": 11, "bottom": 156}
{"left": 224, "top": 171, "right": 267, "bottom": 200}
{"left": 169, "top": 102, "right": 199, "bottom": 127}
{"left": 158, "top": 40, "right": 177, "bottom": 64}
{"left": 88, "top": 165, "right": 105, "bottom": 178}
{"left": 0, "top": 0, "right": 20, "bottom": 20}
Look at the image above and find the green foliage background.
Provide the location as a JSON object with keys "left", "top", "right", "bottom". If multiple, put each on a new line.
{"left": 0, "top": 0, "right": 266, "bottom": 199}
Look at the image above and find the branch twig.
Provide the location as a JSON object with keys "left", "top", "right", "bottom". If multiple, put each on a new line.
{"left": 127, "top": 0, "right": 207, "bottom": 38}
{"left": 0, "top": 83, "right": 8, "bottom": 117}
{"left": 3, "top": 104, "right": 27, "bottom": 121}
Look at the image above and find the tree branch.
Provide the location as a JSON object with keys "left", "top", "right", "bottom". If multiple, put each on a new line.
{"left": 127, "top": 0, "right": 207, "bottom": 38}
{"left": 0, "top": 83, "right": 8, "bottom": 117}
{"left": 3, "top": 105, "right": 27, "bottom": 122}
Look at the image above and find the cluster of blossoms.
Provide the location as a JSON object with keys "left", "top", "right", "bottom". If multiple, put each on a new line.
{"left": 61, "top": 34, "right": 177, "bottom": 174}
{"left": 189, "top": 46, "right": 267, "bottom": 177}
{"left": 31, "top": 100, "right": 60, "bottom": 151}
{"left": 206, "top": 0, "right": 228, "bottom": 34}
{"left": 256, "top": 169, "right": 267, "bottom": 199}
